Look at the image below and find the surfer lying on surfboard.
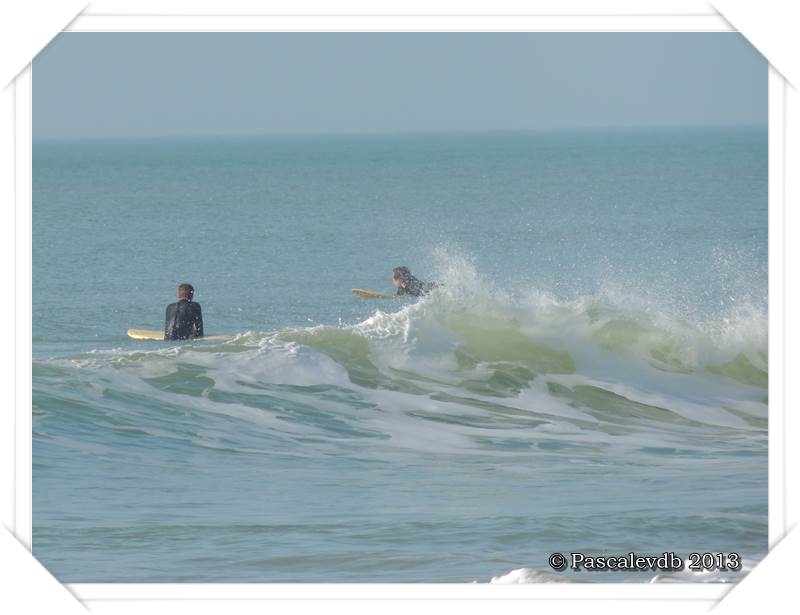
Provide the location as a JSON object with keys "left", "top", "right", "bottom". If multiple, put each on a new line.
{"left": 351, "top": 268, "right": 438, "bottom": 300}
{"left": 164, "top": 282, "right": 204, "bottom": 340}
{"left": 392, "top": 266, "right": 437, "bottom": 297}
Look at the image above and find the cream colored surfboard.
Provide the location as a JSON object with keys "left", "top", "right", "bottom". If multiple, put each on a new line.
{"left": 351, "top": 288, "right": 395, "bottom": 299}
{"left": 127, "top": 328, "right": 234, "bottom": 341}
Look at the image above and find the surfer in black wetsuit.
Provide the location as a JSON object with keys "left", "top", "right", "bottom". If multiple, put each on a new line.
{"left": 164, "top": 282, "right": 204, "bottom": 340}
{"left": 392, "top": 266, "right": 436, "bottom": 297}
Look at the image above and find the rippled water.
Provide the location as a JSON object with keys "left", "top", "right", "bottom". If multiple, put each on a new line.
{"left": 33, "top": 128, "right": 767, "bottom": 582}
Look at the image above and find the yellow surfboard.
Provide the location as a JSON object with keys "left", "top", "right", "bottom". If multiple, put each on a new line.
{"left": 351, "top": 288, "right": 395, "bottom": 299}
{"left": 127, "top": 328, "right": 234, "bottom": 341}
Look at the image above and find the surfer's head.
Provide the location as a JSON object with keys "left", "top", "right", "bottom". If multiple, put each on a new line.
{"left": 177, "top": 282, "right": 195, "bottom": 301}
{"left": 392, "top": 266, "right": 412, "bottom": 288}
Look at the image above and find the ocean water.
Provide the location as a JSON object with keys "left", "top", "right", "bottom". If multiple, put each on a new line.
{"left": 32, "top": 128, "right": 768, "bottom": 582}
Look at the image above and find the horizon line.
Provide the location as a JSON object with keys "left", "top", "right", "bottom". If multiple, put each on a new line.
{"left": 32, "top": 122, "right": 768, "bottom": 143}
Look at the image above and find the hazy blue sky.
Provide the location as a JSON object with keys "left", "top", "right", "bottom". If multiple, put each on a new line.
{"left": 33, "top": 33, "right": 766, "bottom": 139}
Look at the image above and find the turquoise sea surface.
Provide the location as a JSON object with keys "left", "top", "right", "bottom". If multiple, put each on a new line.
{"left": 33, "top": 128, "right": 767, "bottom": 582}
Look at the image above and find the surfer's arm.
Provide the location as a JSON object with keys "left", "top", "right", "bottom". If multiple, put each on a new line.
{"left": 194, "top": 304, "right": 204, "bottom": 338}
{"left": 164, "top": 304, "right": 174, "bottom": 340}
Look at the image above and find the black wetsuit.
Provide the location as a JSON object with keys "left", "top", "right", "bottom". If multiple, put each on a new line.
{"left": 164, "top": 299, "right": 204, "bottom": 340}
{"left": 396, "top": 276, "right": 435, "bottom": 297}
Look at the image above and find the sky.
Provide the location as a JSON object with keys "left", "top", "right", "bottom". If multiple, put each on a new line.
{"left": 33, "top": 33, "right": 766, "bottom": 139}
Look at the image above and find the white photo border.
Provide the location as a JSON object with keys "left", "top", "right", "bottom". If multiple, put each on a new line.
{"left": 6, "top": 3, "right": 789, "bottom": 612}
